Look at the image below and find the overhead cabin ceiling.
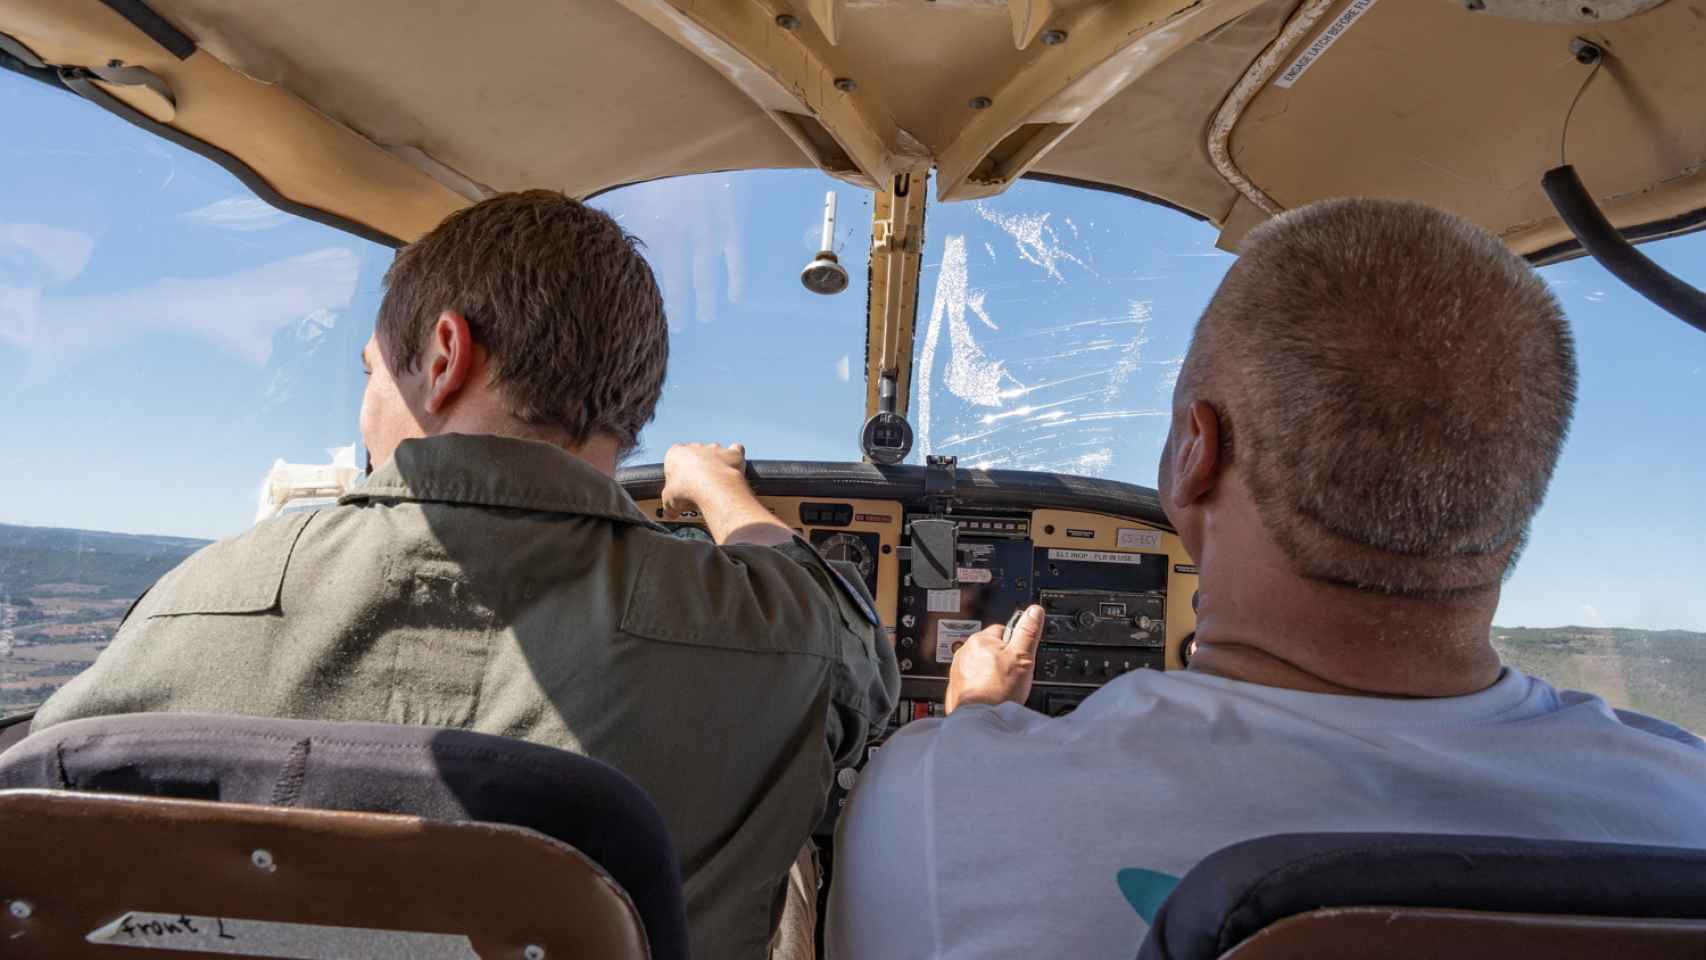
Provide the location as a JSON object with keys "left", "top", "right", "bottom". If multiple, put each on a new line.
{"left": 1, "top": 0, "right": 1701, "bottom": 257}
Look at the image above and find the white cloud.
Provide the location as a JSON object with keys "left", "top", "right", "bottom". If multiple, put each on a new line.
{"left": 179, "top": 196, "right": 291, "bottom": 232}
{"left": 1579, "top": 604, "right": 1606, "bottom": 628}
{"left": 835, "top": 353, "right": 851, "bottom": 382}
{"left": 0, "top": 223, "right": 95, "bottom": 283}
{"left": 1, "top": 247, "right": 360, "bottom": 369}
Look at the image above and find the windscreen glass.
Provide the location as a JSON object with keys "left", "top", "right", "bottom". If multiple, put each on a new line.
{"left": 593, "top": 173, "right": 872, "bottom": 462}
{"left": 911, "top": 179, "right": 1218, "bottom": 477}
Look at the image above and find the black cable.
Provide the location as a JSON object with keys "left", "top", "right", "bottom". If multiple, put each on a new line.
{"left": 1558, "top": 51, "right": 1603, "bottom": 167}
{"left": 1543, "top": 165, "right": 1706, "bottom": 333}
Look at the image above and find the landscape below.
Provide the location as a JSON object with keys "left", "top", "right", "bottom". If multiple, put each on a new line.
{"left": 4, "top": 523, "right": 1703, "bottom": 734}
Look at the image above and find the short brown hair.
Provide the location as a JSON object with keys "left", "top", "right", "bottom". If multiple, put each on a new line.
{"left": 1183, "top": 198, "right": 1577, "bottom": 596}
{"left": 378, "top": 189, "right": 668, "bottom": 451}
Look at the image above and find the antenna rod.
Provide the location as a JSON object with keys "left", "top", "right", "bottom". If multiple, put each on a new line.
{"left": 820, "top": 191, "right": 837, "bottom": 253}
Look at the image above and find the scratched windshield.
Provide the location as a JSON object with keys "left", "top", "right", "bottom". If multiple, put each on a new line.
{"left": 911, "top": 181, "right": 1230, "bottom": 481}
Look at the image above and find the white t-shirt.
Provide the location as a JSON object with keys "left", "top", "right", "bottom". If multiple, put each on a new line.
{"left": 827, "top": 668, "right": 1706, "bottom": 959}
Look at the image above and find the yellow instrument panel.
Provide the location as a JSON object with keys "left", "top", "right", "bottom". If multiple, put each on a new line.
{"left": 634, "top": 496, "right": 1198, "bottom": 673}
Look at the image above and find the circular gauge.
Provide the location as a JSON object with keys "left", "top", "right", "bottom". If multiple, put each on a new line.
{"left": 818, "top": 532, "right": 874, "bottom": 580}
{"left": 670, "top": 525, "right": 714, "bottom": 544}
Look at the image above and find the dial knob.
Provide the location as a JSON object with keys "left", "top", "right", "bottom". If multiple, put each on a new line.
{"left": 1075, "top": 609, "right": 1096, "bottom": 630}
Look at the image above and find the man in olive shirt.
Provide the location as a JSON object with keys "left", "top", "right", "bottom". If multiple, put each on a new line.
{"left": 34, "top": 191, "right": 898, "bottom": 958}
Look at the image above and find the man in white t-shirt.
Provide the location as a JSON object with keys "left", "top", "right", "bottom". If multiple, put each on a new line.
{"left": 827, "top": 198, "right": 1706, "bottom": 959}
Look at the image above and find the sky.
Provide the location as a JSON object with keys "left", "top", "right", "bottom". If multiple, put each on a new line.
{"left": 1, "top": 68, "right": 1702, "bottom": 632}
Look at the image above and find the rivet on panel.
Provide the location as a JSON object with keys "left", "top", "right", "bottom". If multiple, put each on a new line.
{"left": 8, "top": 900, "right": 34, "bottom": 919}
{"left": 968, "top": 96, "right": 993, "bottom": 110}
{"left": 251, "top": 848, "right": 276, "bottom": 872}
{"left": 834, "top": 77, "right": 858, "bottom": 93}
{"left": 1040, "top": 29, "right": 1068, "bottom": 45}
{"left": 524, "top": 946, "right": 546, "bottom": 960}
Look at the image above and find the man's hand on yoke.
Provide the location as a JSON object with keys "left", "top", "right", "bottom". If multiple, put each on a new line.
{"left": 662, "top": 442, "right": 794, "bottom": 547}
{"left": 946, "top": 604, "right": 1045, "bottom": 713}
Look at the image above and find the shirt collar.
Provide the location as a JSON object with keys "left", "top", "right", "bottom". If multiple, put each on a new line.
{"left": 341, "top": 433, "right": 655, "bottom": 527}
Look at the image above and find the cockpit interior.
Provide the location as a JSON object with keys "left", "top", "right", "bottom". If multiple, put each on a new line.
{"left": 3, "top": 0, "right": 1706, "bottom": 956}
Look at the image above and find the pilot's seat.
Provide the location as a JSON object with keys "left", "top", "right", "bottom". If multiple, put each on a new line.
{"left": 0, "top": 713, "right": 689, "bottom": 959}
{"left": 1138, "top": 831, "right": 1706, "bottom": 959}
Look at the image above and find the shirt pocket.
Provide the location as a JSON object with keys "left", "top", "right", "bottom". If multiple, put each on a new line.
{"left": 143, "top": 512, "right": 315, "bottom": 618}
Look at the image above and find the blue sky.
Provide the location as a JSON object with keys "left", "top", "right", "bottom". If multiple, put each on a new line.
{"left": 1, "top": 69, "right": 1702, "bottom": 632}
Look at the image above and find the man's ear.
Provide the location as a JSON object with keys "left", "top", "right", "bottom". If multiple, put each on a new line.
{"left": 1169, "top": 399, "right": 1222, "bottom": 508}
{"left": 422, "top": 310, "right": 478, "bottom": 416}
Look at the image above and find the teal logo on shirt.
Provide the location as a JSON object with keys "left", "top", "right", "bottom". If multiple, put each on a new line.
{"left": 1116, "top": 869, "right": 1180, "bottom": 925}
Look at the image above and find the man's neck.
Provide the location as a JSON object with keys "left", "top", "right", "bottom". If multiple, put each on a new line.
{"left": 1184, "top": 495, "right": 1503, "bottom": 699}
{"left": 429, "top": 402, "right": 620, "bottom": 478}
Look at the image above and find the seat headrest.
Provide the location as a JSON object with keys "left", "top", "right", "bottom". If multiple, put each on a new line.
{"left": 0, "top": 713, "right": 688, "bottom": 960}
{"left": 1139, "top": 832, "right": 1706, "bottom": 960}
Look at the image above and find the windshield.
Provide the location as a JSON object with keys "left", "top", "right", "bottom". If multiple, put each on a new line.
{"left": 3, "top": 66, "right": 1704, "bottom": 732}
{"left": 593, "top": 174, "right": 873, "bottom": 462}
{"left": 911, "top": 181, "right": 1220, "bottom": 478}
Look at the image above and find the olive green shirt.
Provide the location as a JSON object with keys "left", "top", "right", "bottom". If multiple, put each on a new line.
{"left": 35, "top": 434, "right": 898, "bottom": 958}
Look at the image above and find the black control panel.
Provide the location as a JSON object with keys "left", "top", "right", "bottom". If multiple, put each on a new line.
{"left": 895, "top": 513, "right": 1168, "bottom": 690}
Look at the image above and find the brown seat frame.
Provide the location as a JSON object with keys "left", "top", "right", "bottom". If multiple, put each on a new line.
{"left": 0, "top": 789, "right": 649, "bottom": 959}
{"left": 1222, "top": 905, "right": 1706, "bottom": 960}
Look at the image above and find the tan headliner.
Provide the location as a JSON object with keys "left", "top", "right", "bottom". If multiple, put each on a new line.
{"left": 2, "top": 0, "right": 1702, "bottom": 254}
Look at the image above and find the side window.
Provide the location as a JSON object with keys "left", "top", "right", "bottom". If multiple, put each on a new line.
{"left": 1, "top": 70, "right": 390, "bottom": 714}
{"left": 1495, "top": 242, "right": 1706, "bottom": 734}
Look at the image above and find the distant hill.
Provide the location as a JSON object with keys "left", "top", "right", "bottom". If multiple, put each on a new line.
{"left": 1492, "top": 626, "right": 1706, "bottom": 735}
{"left": 0, "top": 522, "right": 210, "bottom": 601}
{"left": 2, "top": 523, "right": 212, "bottom": 712}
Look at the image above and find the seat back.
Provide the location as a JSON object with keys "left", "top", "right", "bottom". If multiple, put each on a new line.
{"left": 1137, "top": 832, "right": 1706, "bottom": 960}
{"left": 0, "top": 713, "right": 690, "bottom": 960}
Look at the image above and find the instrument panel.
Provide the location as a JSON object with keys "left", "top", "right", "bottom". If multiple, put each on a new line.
{"left": 630, "top": 497, "right": 1200, "bottom": 694}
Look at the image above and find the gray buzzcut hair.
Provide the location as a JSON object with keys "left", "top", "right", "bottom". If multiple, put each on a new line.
{"left": 1182, "top": 198, "right": 1578, "bottom": 596}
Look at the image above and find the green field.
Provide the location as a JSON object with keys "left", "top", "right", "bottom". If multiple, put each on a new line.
{"left": 1492, "top": 626, "right": 1706, "bottom": 735}
{"left": 2, "top": 523, "right": 208, "bottom": 712}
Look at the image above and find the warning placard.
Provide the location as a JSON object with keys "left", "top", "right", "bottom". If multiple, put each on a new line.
{"left": 1048, "top": 549, "right": 1142, "bottom": 565}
